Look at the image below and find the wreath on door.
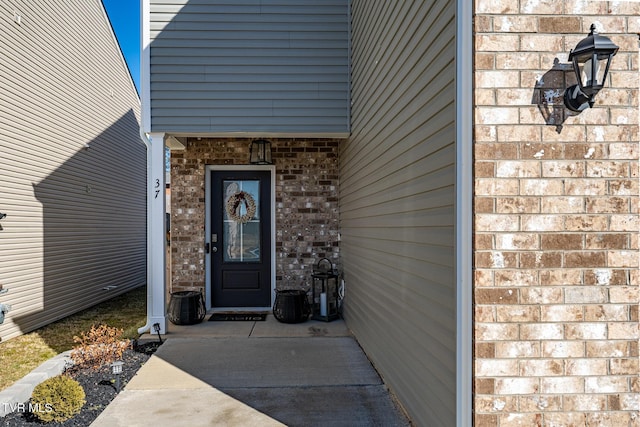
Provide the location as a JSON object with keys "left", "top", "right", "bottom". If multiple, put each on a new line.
{"left": 225, "top": 191, "right": 256, "bottom": 224}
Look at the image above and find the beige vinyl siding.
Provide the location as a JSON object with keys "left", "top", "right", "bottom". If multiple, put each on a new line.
{"left": 149, "top": 0, "right": 349, "bottom": 135}
{"left": 341, "top": 1, "right": 457, "bottom": 425}
{"left": 0, "top": 0, "right": 145, "bottom": 341}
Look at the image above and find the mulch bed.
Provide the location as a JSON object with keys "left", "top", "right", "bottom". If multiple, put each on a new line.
{"left": 0, "top": 340, "right": 162, "bottom": 427}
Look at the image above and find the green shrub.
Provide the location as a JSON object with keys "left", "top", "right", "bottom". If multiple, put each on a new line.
{"left": 71, "top": 324, "right": 131, "bottom": 369}
{"left": 30, "top": 375, "right": 85, "bottom": 423}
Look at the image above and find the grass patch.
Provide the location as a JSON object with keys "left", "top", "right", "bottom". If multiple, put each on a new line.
{"left": 0, "top": 286, "right": 147, "bottom": 391}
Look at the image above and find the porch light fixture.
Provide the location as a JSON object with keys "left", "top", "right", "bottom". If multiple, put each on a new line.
{"left": 249, "top": 139, "right": 273, "bottom": 164}
{"left": 564, "top": 24, "right": 618, "bottom": 112}
{"left": 0, "top": 213, "right": 5, "bottom": 220}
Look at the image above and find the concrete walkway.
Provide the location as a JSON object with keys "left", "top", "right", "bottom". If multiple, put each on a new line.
{"left": 90, "top": 315, "right": 410, "bottom": 426}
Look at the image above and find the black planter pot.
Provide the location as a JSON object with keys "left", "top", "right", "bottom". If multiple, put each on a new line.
{"left": 167, "top": 291, "right": 206, "bottom": 325}
{"left": 273, "top": 290, "right": 310, "bottom": 324}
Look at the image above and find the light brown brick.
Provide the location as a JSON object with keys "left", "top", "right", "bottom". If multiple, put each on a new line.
{"left": 476, "top": 323, "right": 519, "bottom": 341}
{"left": 521, "top": 323, "right": 564, "bottom": 340}
{"left": 585, "top": 197, "right": 629, "bottom": 214}
{"left": 608, "top": 250, "right": 639, "bottom": 268}
{"left": 476, "top": 107, "right": 521, "bottom": 125}
{"left": 476, "top": 35, "right": 520, "bottom": 52}
{"left": 565, "top": 287, "right": 608, "bottom": 304}
{"left": 584, "top": 305, "right": 629, "bottom": 322}
{"left": 540, "top": 305, "right": 584, "bottom": 322}
{"left": 494, "top": 377, "right": 539, "bottom": 395}
{"left": 539, "top": 269, "right": 582, "bottom": 286}
{"left": 539, "top": 17, "right": 581, "bottom": 33}
{"left": 540, "top": 196, "right": 584, "bottom": 213}
{"left": 475, "top": 214, "right": 520, "bottom": 231}
{"left": 474, "top": 414, "right": 498, "bottom": 427}
{"left": 519, "top": 359, "right": 564, "bottom": 376}
{"left": 563, "top": 395, "right": 607, "bottom": 411}
{"left": 476, "top": 71, "right": 520, "bottom": 88}
{"left": 564, "top": 179, "right": 607, "bottom": 196}
{"left": 521, "top": 179, "right": 564, "bottom": 195}
{"left": 497, "top": 305, "right": 540, "bottom": 322}
{"left": 495, "top": 52, "right": 540, "bottom": 70}
{"left": 586, "top": 341, "right": 633, "bottom": 358}
{"left": 495, "top": 341, "right": 540, "bottom": 358}
{"left": 475, "top": 197, "right": 495, "bottom": 213}
{"left": 496, "top": 197, "right": 540, "bottom": 214}
{"left": 610, "top": 215, "right": 639, "bottom": 231}
{"left": 520, "top": 287, "right": 563, "bottom": 304}
{"left": 541, "top": 341, "right": 585, "bottom": 358}
{"left": 585, "top": 376, "right": 630, "bottom": 393}
{"left": 475, "top": 269, "right": 495, "bottom": 287}
{"left": 585, "top": 269, "right": 628, "bottom": 286}
{"left": 495, "top": 270, "right": 538, "bottom": 287}
{"left": 520, "top": 251, "right": 562, "bottom": 268}
{"left": 521, "top": 215, "right": 563, "bottom": 231}
{"left": 609, "top": 358, "right": 639, "bottom": 375}
{"left": 520, "top": 34, "right": 563, "bottom": 51}
{"left": 608, "top": 322, "right": 640, "bottom": 340}
{"left": 564, "top": 215, "right": 608, "bottom": 231}
{"left": 475, "top": 288, "right": 519, "bottom": 305}
{"left": 542, "top": 161, "right": 585, "bottom": 177}
{"left": 609, "top": 286, "right": 639, "bottom": 304}
{"left": 518, "top": 394, "right": 561, "bottom": 412}
{"left": 495, "top": 234, "right": 538, "bottom": 250}
{"left": 475, "top": 359, "right": 519, "bottom": 377}
{"left": 565, "top": 323, "right": 608, "bottom": 340}
{"left": 540, "top": 377, "right": 584, "bottom": 394}
{"left": 475, "top": 378, "right": 495, "bottom": 394}
{"left": 540, "top": 234, "right": 582, "bottom": 250}
{"left": 496, "top": 161, "right": 540, "bottom": 178}
{"left": 475, "top": 342, "right": 496, "bottom": 358}
{"left": 564, "top": 251, "right": 606, "bottom": 268}
{"left": 586, "top": 161, "right": 630, "bottom": 178}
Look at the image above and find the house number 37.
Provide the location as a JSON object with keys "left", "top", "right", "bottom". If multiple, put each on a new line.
{"left": 154, "top": 179, "right": 160, "bottom": 199}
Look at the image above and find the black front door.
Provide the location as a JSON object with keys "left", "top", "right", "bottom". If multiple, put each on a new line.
{"left": 210, "top": 170, "right": 271, "bottom": 307}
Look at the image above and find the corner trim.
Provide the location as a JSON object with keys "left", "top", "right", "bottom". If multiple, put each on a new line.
{"left": 455, "top": 0, "right": 473, "bottom": 426}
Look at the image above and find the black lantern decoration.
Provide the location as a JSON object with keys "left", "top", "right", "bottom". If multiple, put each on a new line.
{"left": 564, "top": 24, "right": 618, "bottom": 112}
{"left": 311, "top": 258, "right": 339, "bottom": 322}
{"left": 249, "top": 139, "right": 273, "bottom": 164}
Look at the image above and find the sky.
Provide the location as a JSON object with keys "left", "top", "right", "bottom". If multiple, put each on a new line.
{"left": 102, "top": 0, "right": 141, "bottom": 92}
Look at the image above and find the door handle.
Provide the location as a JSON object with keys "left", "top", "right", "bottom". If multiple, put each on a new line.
{"left": 212, "top": 246, "right": 218, "bottom": 253}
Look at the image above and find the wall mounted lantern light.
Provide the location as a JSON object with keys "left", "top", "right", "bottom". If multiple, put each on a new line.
{"left": 564, "top": 24, "right": 619, "bottom": 112}
{"left": 249, "top": 139, "right": 273, "bottom": 165}
{"left": 0, "top": 213, "right": 6, "bottom": 220}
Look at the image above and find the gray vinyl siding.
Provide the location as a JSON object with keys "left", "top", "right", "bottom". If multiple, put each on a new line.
{"left": 149, "top": 0, "right": 349, "bottom": 135}
{"left": 341, "top": 1, "right": 457, "bottom": 425}
{"left": 0, "top": 0, "right": 145, "bottom": 341}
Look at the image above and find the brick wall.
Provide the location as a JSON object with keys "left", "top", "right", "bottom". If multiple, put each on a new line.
{"left": 474, "top": 3, "right": 639, "bottom": 426}
{"left": 169, "top": 138, "right": 340, "bottom": 295}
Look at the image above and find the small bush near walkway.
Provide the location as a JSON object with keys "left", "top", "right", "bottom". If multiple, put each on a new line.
{"left": 0, "top": 286, "right": 146, "bottom": 391}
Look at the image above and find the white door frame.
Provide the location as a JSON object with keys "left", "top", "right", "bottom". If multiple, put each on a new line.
{"left": 204, "top": 165, "right": 276, "bottom": 311}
